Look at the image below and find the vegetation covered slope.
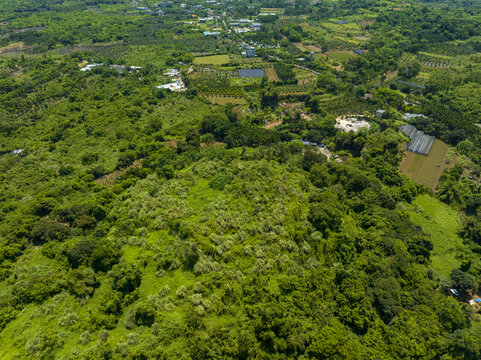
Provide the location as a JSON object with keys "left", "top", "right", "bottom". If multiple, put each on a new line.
{"left": 2, "top": 0, "right": 481, "bottom": 359}
{"left": 0, "top": 141, "right": 478, "bottom": 359}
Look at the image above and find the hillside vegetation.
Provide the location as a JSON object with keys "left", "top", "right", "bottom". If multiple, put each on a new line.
{"left": 2, "top": 0, "right": 481, "bottom": 359}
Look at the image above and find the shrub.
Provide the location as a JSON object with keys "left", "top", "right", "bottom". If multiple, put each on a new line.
{"left": 81, "top": 152, "right": 99, "bottom": 165}
{"left": 66, "top": 267, "right": 100, "bottom": 297}
{"left": 110, "top": 263, "right": 141, "bottom": 294}
{"left": 91, "top": 244, "right": 121, "bottom": 272}
{"left": 0, "top": 306, "right": 17, "bottom": 331}
{"left": 451, "top": 269, "right": 476, "bottom": 294}
{"left": 134, "top": 301, "right": 156, "bottom": 327}
{"left": 12, "top": 273, "right": 63, "bottom": 305}
{"left": 67, "top": 240, "right": 97, "bottom": 268}
{"left": 30, "top": 219, "right": 70, "bottom": 244}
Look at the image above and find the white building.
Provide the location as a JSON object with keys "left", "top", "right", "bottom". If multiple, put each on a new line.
{"left": 80, "top": 63, "right": 103, "bottom": 71}
{"left": 157, "top": 79, "right": 186, "bottom": 92}
{"left": 164, "top": 68, "right": 181, "bottom": 77}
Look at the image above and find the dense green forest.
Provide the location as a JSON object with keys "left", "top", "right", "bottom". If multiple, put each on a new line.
{"left": 2, "top": 0, "right": 481, "bottom": 359}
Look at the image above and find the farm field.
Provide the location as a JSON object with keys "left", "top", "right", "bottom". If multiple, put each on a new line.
{"left": 404, "top": 194, "right": 465, "bottom": 277}
{"left": 265, "top": 67, "right": 280, "bottom": 81}
{"left": 399, "top": 139, "right": 451, "bottom": 190}
{"left": 205, "top": 96, "right": 247, "bottom": 105}
{"left": 294, "top": 68, "right": 316, "bottom": 85}
{"left": 293, "top": 42, "right": 310, "bottom": 52}
{"left": 260, "top": 7, "right": 284, "bottom": 14}
{"left": 327, "top": 50, "right": 356, "bottom": 62}
{"left": 193, "top": 54, "right": 230, "bottom": 65}
{"left": 305, "top": 44, "right": 322, "bottom": 52}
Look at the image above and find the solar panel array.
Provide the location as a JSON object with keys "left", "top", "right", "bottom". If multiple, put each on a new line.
{"left": 238, "top": 69, "right": 265, "bottom": 78}
{"left": 400, "top": 124, "right": 435, "bottom": 156}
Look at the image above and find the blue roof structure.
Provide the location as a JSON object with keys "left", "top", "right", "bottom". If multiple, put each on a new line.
{"left": 333, "top": 20, "right": 349, "bottom": 24}
{"left": 353, "top": 49, "right": 366, "bottom": 55}
{"left": 238, "top": 69, "right": 265, "bottom": 78}
{"left": 399, "top": 80, "right": 426, "bottom": 89}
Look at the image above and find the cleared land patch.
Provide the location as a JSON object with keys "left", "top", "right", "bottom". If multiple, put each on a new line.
{"left": 305, "top": 45, "right": 322, "bottom": 53}
{"left": 399, "top": 139, "right": 451, "bottom": 190}
{"left": 206, "top": 96, "right": 247, "bottom": 105}
{"left": 0, "top": 42, "right": 30, "bottom": 54}
{"left": 266, "top": 68, "right": 280, "bottom": 81}
{"left": 404, "top": 194, "right": 465, "bottom": 277}
{"left": 193, "top": 54, "right": 230, "bottom": 65}
{"left": 327, "top": 51, "right": 356, "bottom": 62}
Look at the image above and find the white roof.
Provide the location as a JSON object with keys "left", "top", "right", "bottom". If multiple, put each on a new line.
{"left": 80, "top": 63, "right": 103, "bottom": 71}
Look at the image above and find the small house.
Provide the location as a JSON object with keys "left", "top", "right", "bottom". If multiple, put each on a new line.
{"left": 251, "top": 23, "right": 261, "bottom": 31}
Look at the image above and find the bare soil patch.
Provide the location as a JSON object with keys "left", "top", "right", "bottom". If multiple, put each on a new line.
{"left": 0, "top": 42, "right": 30, "bottom": 54}
{"left": 264, "top": 120, "right": 282, "bottom": 129}
{"left": 94, "top": 160, "right": 142, "bottom": 187}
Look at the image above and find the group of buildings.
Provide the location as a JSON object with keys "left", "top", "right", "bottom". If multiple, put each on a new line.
{"left": 229, "top": 20, "right": 262, "bottom": 33}
{"left": 240, "top": 43, "right": 256, "bottom": 57}
{"left": 157, "top": 68, "right": 187, "bottom": 92}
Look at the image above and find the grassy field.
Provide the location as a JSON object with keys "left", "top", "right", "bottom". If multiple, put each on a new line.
{"left": 403, "top": 194, "right": 465, "bottom": 277}
{"left": 206, "top": 96, "right": 247, "bottom": 105}
{"left": 305, "top": 44, "right": 323, "bottom": 53}
{"left": 266, "top": 68, "right": 280, "bottom": 81}
{"left": 399, "top": 139, "right": 451, "bottom": 190}
{"left": 327, "top": 51, "right": 356, "bottom": 62}
{"left": 293, "top": 42, "right": 310, "bottom": 52}
{"left": 193, "top": 54, "right": 230, "bottom": 65}
{"left": 260, "top": 7, "right": 285, "bottom": 14}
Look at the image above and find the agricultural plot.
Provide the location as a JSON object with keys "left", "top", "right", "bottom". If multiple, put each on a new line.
{"left": 0, "top": 41, "right": 31, "bottom": 55}
{"left": 58, "top": 42, "right": 131, "bottom": 61}
{"left": 294, "top": 43, "right": 323, "bottom": 53}
{"left": 418, "top": 52, "right": 451, "bottom": 69}
{"left": 294, "top": 68, "right": 316, "bottom": 85}
{"left": 293, "top": 42, "right": 310, "bottom": 52}
{"left": 260, "top": 8, "right": 285, "bottom": 14}
{"left": 327, "top": 51, "right": 356, "bottom": 62}
{"left": 266, "top": 68, "right": 280, "bottom": 81}
{"left": 193, "top": 54, "right": 230, "bottom": 65}
{"left": 305, "top": 44, "right": 323, "bottom": 53}
{"left": 206, "top": 96, "right": 247, "bottom": 105}
{"left": 399, "top": 139, "right": 451, "bottom": 190}
{"left": 275, "top": 84, "right": 311, "bottom": 95}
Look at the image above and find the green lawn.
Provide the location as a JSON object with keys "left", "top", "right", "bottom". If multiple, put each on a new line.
{"left": 404, "top": 194, "right": 465, "bottom": 277}
{"left": 193, "top": 55, "right": 230, "bottom": 65}
{"left": 327, "top": 51, "right": 356, "bottom": 62}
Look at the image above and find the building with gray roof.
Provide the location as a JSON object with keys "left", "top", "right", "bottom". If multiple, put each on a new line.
{"left": 400, "top": 124, "right": 435, "bottom": 156}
